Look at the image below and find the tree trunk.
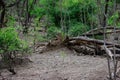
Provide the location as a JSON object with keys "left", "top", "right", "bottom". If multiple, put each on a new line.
{"left": 0, "top": 0, "right": 5, "bottom": 28}
{"left": 103, "top": 0, "right": 109, "bottom": 27}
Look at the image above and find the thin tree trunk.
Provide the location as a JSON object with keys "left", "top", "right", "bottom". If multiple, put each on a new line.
{"left": 23, "top": 0, "right": 29, "bottom": 34}
{"left": 103, "top": 0, "right": 109, "bottom": 27}
{"left": 0, "top": 0, "right": 5, "bottom": 28}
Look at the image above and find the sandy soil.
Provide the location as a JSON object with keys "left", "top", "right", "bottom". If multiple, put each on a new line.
{"left": 0, "top": 47, "right": 115, "bottom": 80}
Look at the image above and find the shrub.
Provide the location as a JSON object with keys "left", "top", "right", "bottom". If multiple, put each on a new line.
{"left": 36, "top": 33, "right": 48, "bottom": 42}
{"left": 68, "top": 22, "right": 90, "bottom": 37}
{"left": 39, "top": 0, "right": 97, "bottom": 31}
{"left": 47, "top": 26, "right": 61, "bottom": 39}
{"left": 108, "top": 11, "right": 119, "bottom": 26}
{"left": 0, "top": 27, "right": 28, "bottom": 60}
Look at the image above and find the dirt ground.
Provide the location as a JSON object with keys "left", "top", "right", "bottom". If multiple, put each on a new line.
{"left": 0, "top": 47, "right": 117, "bottom": 80}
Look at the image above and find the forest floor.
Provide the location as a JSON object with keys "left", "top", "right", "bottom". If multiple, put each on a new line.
{"left": 1, "top": 46, "right": 114, "bottom": 80}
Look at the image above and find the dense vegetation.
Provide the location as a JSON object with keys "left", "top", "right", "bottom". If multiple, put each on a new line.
{"left": 37, "top": 0, "right": 98, "bottom": 36}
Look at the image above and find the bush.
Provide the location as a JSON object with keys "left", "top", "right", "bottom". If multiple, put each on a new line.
{"left": 68, "top": 23, "right": 90, "bottom": 36}
{"left": 108, "top": 11, "right": 119, "bottom": 26}
{"left": 39, "top": 0, "right": 97, "bottom": 30}
{"left": 47, "top": 26, "right": 61, "bottom": 39}
{"left": 36, "top": 33, "right": 48, "bottom": 42}
{"left": 0, "top": 27, "right": 28, "bottom": 60}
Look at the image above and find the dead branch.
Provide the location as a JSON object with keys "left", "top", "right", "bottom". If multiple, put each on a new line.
{"left": 81, "top": 27, "right": 120, "bottom": 36}
{"left": 104, "top": 46, "right": 113, "bottom": 59}
{"left": 67, "top": 36, "right": 120, "bottom": 48}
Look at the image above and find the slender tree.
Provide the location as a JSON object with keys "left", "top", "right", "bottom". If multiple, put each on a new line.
{"left": 0, "top": 0, "right": 5, "bottom": 28}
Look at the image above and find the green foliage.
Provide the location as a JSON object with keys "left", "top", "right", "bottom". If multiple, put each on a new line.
{"left": 116, "top": 0, "right": 120, "bottom": 3}
{"left": 39, "top": 0, "right": 97, "bottom": 30}
{"left": 68, "top": 22, "right": 90, "bottom": 36}
{"left": 108, "top": 11, "right": 120, "bottom": 27}
{"left": 94, "top": 35, "right": 104, "bottom": 40}
{"left": 0, "top": 27, "right": 27, "bottom": 54}
{"left": 35, "top": 33, "right": 48, "bottom": 42}
{"left": 0, "top": 27, "right": 30, "bottom": 70}
{"left": 47, "top": 26, "right": 61, "bottom": 39}
{"left": 62, "top": 0, "right": 97, "bottom": 24}
{"left": 30, "top": 4, "right": 45, "bottom": 18}
{"left": 7, "top": 15, "right": 16, "bottom": 27}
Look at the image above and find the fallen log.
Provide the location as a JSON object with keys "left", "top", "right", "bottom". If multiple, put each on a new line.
{"left": 64, "top": 36, "right": 120, "bottom": 55}
{"left": 67, "top": 36, "right": 120, "bottom": 48}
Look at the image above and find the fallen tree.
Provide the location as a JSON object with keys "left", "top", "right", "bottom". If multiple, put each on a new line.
{"left": 62, "top": 36, "right": 120, "bottom": 56}
{"left": 36, "top": 34, "right": 120, "bottom": 55}
{"left": 65, "top": 36, "right": 120, "bottom": 48}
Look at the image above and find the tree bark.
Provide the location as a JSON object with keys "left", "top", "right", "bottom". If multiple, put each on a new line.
{"left": 66, "top": 36, "right": 120, "bottom": 48}
{"left": 0, "top": 0, "right": 5, "bottom": 28}
{"left": 103, "top": 0, "right": 109, "bottom": 27}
